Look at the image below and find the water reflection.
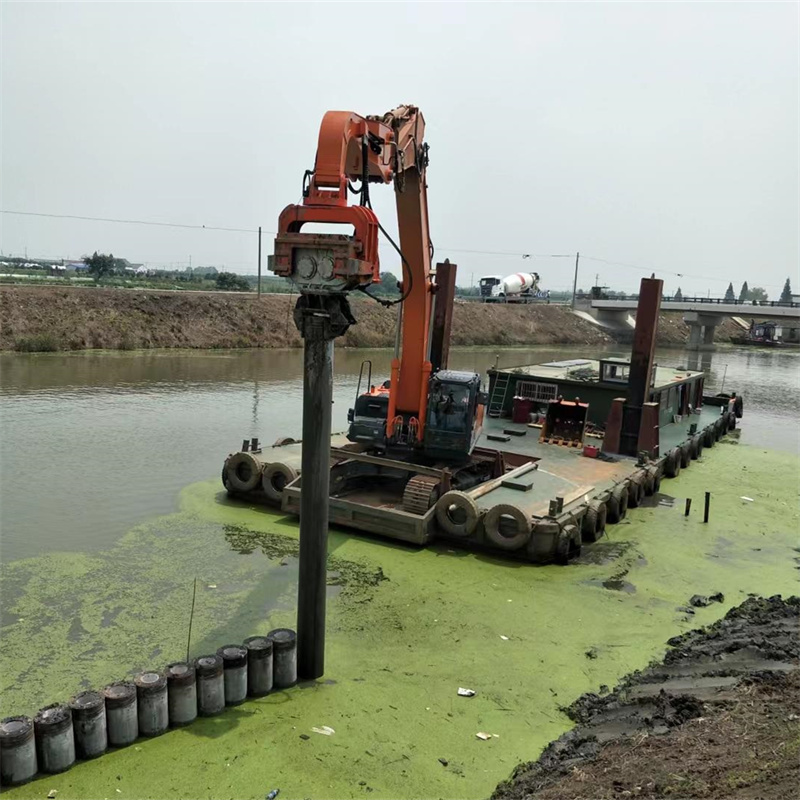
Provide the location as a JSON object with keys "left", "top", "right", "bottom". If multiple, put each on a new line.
{"left": 1, "top": 344, "right": 797, "bottom": 562}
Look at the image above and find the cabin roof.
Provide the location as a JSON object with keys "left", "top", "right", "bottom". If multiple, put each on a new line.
{"left": 492, "top": 358, "right": 703, "bottom": 389}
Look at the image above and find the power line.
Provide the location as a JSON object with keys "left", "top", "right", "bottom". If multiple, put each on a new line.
{"left": 440, "top": 247, "right": 574, "bottom": 258}
{"left": 0, "top": 209, "right": 262, "bottom": 235}
{"left": 2, "top": 208, "right": 787, "bottom": 289}
{"left": 580, "top": 254, "right": 728, "bottom": 284}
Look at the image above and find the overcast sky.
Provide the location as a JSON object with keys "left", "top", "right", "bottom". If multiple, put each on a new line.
{"left": 1, "top": 2, "right": 797, "bottom": 296}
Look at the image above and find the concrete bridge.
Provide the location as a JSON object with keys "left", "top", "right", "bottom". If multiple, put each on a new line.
{"left": 580, "top": 297, "right": 800, "bottom": 350}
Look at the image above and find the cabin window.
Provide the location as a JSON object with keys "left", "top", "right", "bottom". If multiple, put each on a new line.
{"left": 600, "top": 362, "right": 630, "bottom": 383}
{"left": 516, "top": 381, "right": 558, "bottom": 402}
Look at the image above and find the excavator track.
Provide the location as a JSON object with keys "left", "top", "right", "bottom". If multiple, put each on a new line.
{"left": 402, "top": 475, "right": 441, "bottom": 515}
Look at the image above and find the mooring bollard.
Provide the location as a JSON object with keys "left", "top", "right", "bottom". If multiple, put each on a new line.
{"left": 69, "top": 691, "right": 107, "bottom": 759}
{"left": 166, "top": 662, "right": 197, "bottom": 727}
{"left": 34, "top": 704, "right": 75, "bottom": 774}
{"left": 269, "top": 629, "right": 298, "bottom": 689}
{"left": 217, "top": 645, "right": 248, "bottom": 706}
{"left": 103, "top": 682, "right": 138, "bottom": 747}
{"left": 135, "top": 671, "right": 169, "bottom": 737}
{"left": 244, "top": 636, "right": 273, "bottom": 697}
{"left": 194, "top": 655, "right": 225, "bottom": 716}
{"left": 0, "top": 716, "right": 37, "bottom": 786}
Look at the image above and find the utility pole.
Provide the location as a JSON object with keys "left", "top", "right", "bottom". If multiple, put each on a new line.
{"left": 570, "top": 251, "right": 580, "bottom": 309}
{"left": 257, "top": 226, "right": 262, "bottom": 298}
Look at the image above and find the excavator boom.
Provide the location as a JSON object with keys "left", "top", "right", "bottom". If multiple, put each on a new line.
{"left": 274, "top": 105, "right": 483, "bottom": 459}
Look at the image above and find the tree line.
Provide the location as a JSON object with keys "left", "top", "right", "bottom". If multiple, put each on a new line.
{"left": 672, "top": 278, "right": 794, "bottom": 304}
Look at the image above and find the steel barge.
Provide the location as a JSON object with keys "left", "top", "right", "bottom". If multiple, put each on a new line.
{"left": 222, "top": 357, "right": 742, "bottom": 565}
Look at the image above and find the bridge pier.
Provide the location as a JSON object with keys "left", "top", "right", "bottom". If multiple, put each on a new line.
{"left": 683, "top": 312, "right": 719, "bottom": 352}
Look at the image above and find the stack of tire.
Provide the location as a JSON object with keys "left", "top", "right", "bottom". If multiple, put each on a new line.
{"left": 223, "top": 447, "right": 298, "bottom": 505}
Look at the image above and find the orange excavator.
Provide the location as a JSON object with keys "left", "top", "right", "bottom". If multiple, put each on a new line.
{"left": 273, "top": 105, "right": 486, "bottom": 463}
{"left": 272, "top": 106, "right": 491, "bottom": 679}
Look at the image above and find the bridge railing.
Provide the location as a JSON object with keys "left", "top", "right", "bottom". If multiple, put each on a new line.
{"left": 592, "top": 294, "right": 800, "bottom": 308}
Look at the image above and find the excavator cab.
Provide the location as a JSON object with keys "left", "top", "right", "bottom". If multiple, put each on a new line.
{"left": 347, "top": 389, "right": 390, "bottom": 448}
{"left": 346, "top": 361, "right": 390, "bottom": 449}
{"left": 423, "top": 371, "right": 486, "bottom": 461}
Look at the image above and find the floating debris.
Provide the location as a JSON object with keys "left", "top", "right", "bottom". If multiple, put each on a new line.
{"left": 476, "top": 731, "right": 493, "bottom": 740}
{"left": 311, "top": 725, "right": 335, "bottom": 736}
{"left": 689, "top": 592, "right": 724, "bottom": 608}
{"left": 499, "top": 635, "right": 509, "bottom": 641}
{"left": 457, "top": 687, "right": 476, "bottom": 697}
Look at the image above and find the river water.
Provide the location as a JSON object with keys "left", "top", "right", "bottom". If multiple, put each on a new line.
{"left": 1, "top": 344, "right": 798, "bottom": 563}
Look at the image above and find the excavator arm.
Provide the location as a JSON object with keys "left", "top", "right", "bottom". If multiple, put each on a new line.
{"left": 273, "top": 105, "right": 435, "bottom": 438}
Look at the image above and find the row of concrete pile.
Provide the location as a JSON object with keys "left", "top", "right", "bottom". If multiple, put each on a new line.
{"left": 0, "top": 629, "right": 297, "bottom": 787}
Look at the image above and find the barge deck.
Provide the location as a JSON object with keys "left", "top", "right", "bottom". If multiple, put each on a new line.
{"left": 224, "top": 398, "right": 739, "bottom": 565}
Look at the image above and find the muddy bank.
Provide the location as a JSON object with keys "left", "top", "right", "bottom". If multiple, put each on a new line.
{"left": 493, "top": 595, "right": 800, "bottom": 800}
{"left": 0, "top": 285, "right": 738, "bottom": 351}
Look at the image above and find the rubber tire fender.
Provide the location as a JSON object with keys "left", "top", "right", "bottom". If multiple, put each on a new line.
{"left": 664, "top": 448, "right": 681, "bottom": 478}
{"left": 734, "top": 395, "right": 743, "bottom": 418}
{"left": 222, "top": 465, "right": 232, "bottom": 494}
{"left": 435, "top": 491, "right": 480, "bottom": 538}
{"left": 679, "top": 442, "right": 692, "bottom": 469}
{"left": 581, "top": 500, "right": 607, "bottom": 543}
{"left": 273, "top": 436, "right": 296, "bottom": 447}
{"left": 554, "top": 527, "right": 571, "bottom": 565}
{"left": 649, "top": 466, "right": 662, "bottom": 494}
{"left": 727, "top": 411, "right": 736, "bottom": 430}
{"left": 564, "top": 523, "right": 582, "bottom": 560}
{"left": 703, "top": 426, "right": 715, "bottom": 448}
{"left": 627, "top": 475, "right": 644, "bottom": 508}
{"left": 643, "top": 469, "right": 656, "bottom": 496}
{"left": 606, "top": 483, "right": 629, "bottom": 523}
{"left": 226, "top": 452, "right": 263, "bottom": 493}
{"left": 262, "top": 461, "right": 298, "bottom": 504}
{"left": 691, "top": 434, "right": 703, "bottom": 460}
{"left": 483, "top": 504, "right": 532, "bottom": 551}
{"left": 714, "top": 418, "right": 725, "bottom": 441}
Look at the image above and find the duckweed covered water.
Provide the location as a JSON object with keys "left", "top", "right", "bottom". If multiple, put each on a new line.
{"left": 1, "top": 443, "right": 797, "bottom": 800}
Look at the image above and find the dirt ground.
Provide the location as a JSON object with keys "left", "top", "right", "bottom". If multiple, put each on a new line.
{"left": 492, "top": 596, "right": 800, "bottom": 800}
{"left": 0, "top": 285, "right": 739, "bottom": 351}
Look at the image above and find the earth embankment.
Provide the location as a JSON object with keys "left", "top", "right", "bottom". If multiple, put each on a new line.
{"left": 493, "top": 595, "right": 800, "bottom": 800}
{"left": 0, "top": 286, "right": 740, "bottom": 352}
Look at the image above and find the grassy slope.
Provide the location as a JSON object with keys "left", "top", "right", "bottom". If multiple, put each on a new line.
{"left": 0, "top": 285, "right": 739, "bottom": 351}
{"left": 1, "top": 440, "right": 798, "bottom": 800}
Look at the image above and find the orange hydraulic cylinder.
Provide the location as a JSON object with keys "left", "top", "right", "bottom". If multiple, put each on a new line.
{"left": 385, "top": 358, "right": 401, "bottom": 438}
{"left": 417, "top": 360, "right": 432, "bottom": 437}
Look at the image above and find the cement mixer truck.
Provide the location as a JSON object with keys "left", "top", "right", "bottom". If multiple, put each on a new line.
{"left": 479, "top": 272, "right": 543, "bottom": 302}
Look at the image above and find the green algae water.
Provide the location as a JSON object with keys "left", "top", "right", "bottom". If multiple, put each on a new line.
{"left": 1, "top": 344, "right": 799, "bottom": 799}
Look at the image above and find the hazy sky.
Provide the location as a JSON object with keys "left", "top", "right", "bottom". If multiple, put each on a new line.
{"left": 1, "top": 2, "right": 797, "bottom": 296}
